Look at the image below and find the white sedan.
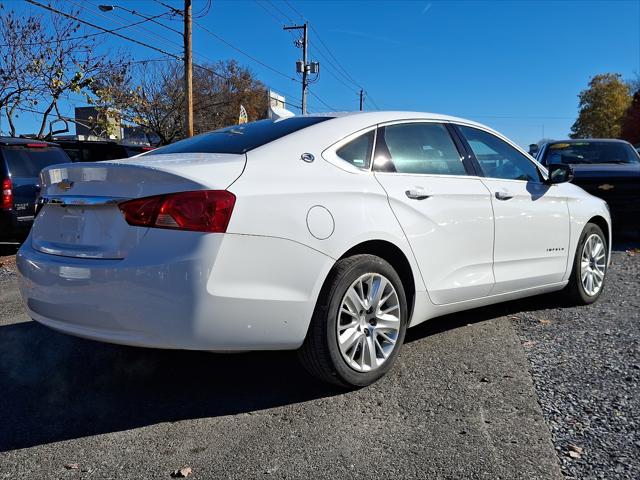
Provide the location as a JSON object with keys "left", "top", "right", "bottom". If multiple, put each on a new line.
{"left": 17, "top": 112, "right": 611, "bottom": 387}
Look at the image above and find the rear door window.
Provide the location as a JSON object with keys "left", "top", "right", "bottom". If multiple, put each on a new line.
{"left": 373, "top": 123, "right": 467, "bottom": 175}
{"left": 147, "top": 117, "right": 333, "bottom": 155}
{"left": 2, "top": 146, "right": 70, "bottom": 177}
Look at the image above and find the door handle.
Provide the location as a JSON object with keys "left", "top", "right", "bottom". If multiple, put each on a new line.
{"left": 405, "top": 188, "right": 431, "bottom": 200}
{"left": 495, "top": 190, "right": 513, "bottom": 201}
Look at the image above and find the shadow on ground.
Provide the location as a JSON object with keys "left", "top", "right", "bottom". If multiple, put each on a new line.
{"left": 0, "top": 285, "right": 572, "bottom": 453}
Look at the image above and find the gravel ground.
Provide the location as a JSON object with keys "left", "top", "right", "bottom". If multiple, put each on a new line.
{"left": 0, "top": 244, "right": 17, "bottom": 283}
{"left": 512, "top": 248, "right": 640, "bottom": 480}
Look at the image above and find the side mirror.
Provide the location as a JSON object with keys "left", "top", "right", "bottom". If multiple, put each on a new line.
{"left": 546, "top": 163, "right": 574, "bottom": 184}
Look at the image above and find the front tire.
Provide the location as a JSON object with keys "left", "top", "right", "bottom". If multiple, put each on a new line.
{"left": 298, "top": 254, "right": 408, "bottom": 388}
{"left": 564, "top": 222, "right": 608, "bottom": 305}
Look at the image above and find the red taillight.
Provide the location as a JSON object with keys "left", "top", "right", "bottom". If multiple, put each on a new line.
{"left": 141, "top": 146, "right": 155, "bottom": 151}
{"left": 118, "top": 190, "right": 235, "bottom": 233}
{"left": 2, "top": 178, "right": 12, "bottom": 210}
{"left": 26, "top": 143, "right": 48, "bottom": 148}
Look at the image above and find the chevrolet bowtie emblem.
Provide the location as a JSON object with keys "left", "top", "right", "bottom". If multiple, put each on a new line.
{"left": 597, "top": 183, "right": 614, "bottom": 191}
{"left": 55, "top": 179, "right": 74, "bottom": 191}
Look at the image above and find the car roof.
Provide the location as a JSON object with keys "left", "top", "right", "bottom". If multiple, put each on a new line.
{"left": 0, "top": 137, "right": 60, "bottom": 147}
{"left": 305, "top": 110, "right": 486, "bottom": 126}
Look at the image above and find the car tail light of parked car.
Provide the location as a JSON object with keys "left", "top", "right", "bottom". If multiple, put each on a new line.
{"left": 119, "top": 190, "right": 235, "bottom": 232}
{"left": 2, "top": 178, "right": 12, "bottom": 210}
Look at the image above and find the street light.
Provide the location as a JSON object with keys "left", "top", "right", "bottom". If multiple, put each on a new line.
{"left": 98, "top": 5, "right": 114, "bottom": 12}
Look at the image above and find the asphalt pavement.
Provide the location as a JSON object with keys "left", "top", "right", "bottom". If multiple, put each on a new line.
{"left": 0, "top": 250, "right": 563, "bottom": 479}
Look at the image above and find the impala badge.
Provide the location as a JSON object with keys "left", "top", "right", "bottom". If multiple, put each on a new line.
{"left": 598, "top": 183, "right": 614, "bottom": 191}
{"left": 55, "top": 179, "right": 74, "bottom": 191}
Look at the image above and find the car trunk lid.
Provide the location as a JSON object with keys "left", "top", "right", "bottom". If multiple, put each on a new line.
{"left": 32, "top": 153, "right": 246, "bottom": 259}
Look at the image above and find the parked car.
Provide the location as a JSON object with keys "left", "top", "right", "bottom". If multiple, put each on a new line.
{"left": 1, "top": 138, "right": 70, "bottom": 241}
{"left": 537, "top": 139, "right": 640, "bottom": 232}
{"left": 53, "top": 139, "right": 150, "bottom": 162}
{"left": 18, "top": 112, "right": 610, "bottom": 387}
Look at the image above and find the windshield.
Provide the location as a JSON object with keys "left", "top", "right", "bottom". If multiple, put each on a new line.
{"left": 542, "top": 141, "right": 640, "bottom": 165}
{"left": 146, "top": 117, "right": 333, "bottom": 155}
{"left": 2, "top": 145, "right": 70, "bottom": 177}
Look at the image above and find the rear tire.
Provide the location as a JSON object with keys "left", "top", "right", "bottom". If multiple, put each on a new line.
{"left": 564, "top": 222, "right": 608, "bottom": 305}
{"left": 298, "top": 254, "right": 408, "bottom": 388}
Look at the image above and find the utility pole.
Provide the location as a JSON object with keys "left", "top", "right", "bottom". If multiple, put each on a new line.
{"left": 184, "top": 0, "right": 194, "bottom": 137}
{"left": 359, "top": 89, "right": 364, "bottom": 111}
{"left": 284, "top": 22, "right": 318, "bottom": 115}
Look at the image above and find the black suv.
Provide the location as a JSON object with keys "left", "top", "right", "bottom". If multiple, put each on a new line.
{"left": 1, "top": 138, "right": 70, "bottom": 241}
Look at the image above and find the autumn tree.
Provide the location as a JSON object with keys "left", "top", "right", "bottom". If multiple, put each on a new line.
{"left": 621, "top": 90, "right": 640, "bottom": 145}
{"left": 570, "top": 73, "right": 631, "bottom": 139}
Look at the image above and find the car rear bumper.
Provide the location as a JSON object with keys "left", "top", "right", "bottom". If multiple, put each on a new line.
{"left": 17, "top": 230, "right": 333, "bottom": 350}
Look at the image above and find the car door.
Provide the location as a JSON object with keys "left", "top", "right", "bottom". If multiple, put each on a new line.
{"left": 455, "top": 125, "right": 571, "bottom": 294}
{"left": 373, "top": 121, "right": 495, "bottom": 305}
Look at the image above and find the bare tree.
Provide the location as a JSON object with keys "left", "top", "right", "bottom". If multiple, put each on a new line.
{"left": 0, "top": 7, "right": 47, "bottom": 135}
{"left": 91, "top": 61, "right": 184, "bottom": 145}
{"left": 0, "top": 3, "right": 126, "bottom": 138}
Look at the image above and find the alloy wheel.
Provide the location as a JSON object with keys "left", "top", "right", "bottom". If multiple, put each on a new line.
{"left": 336, "top": 273, "right": 401, "bottom": 372}
{"left": 580, "top": 233, "right": 606, "bottom": 296}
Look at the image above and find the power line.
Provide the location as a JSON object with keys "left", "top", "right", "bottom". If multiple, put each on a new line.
{"left": 308, "top": 89, "right": 336, "bottom": 111}
{"left": 26, "top": 0, "right": 305, "bottom": 116}
{"left": 264, "top": 0, "right": 295, "bottom": 24}
{"left": 26, "top": 0, "right": 183, "bottom": 61}
{"left": 282, "top": 0, "right": 304, "bottom": 20}
{"left": 68, "top": 0, "right": 185, "bottom": 58}
{"left": 0, "top": 11, "right": 172, "bottom": 48}
{"left": 309, "top": 26, "right": 361, "bottom": 88}
{"left": 191, "top": 18, "right": 298, "bottom": 82}
{"left": 98, "top": 3, "right": 182, "bottom": 35}
{"left": 254, "top": 0, "right": 285, "bottom": 26}
{"left": 26, "top": 0, "right": 231, "bottom": 82}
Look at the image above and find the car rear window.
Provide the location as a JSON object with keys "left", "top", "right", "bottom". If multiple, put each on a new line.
{"left": 147, "top": 117, "right": 333, "bottom": 155}
{"left": 543, "top": 142, "right": 640, "bottom": 165}
{"left": 2, "top": 145, "right": 70, "bottom": 177}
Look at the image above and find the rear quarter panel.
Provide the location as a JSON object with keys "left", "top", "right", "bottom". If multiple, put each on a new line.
{"left": 226, "top": 127, "right": 426, "bottom": 295}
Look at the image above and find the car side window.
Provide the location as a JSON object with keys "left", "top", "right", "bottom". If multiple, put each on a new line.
{"left": 458, "top": 126, "right": 542, "bottom": 182}
{"left": 335, "top": 130, "right": 375, "bottom": 169}
{"left": 373, "top": 123, "right": 466, "bottom": 175}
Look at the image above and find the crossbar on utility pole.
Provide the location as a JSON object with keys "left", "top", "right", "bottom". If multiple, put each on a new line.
{"left": 184, "top": 0, "right": 194, "bottom": 137}
{"left": 284, "top": 22, "right": 308, "bottom": 114}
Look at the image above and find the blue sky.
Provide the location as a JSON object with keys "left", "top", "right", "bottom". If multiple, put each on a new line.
{"left": 6, "top": 0, "right": 640, "bottom": 148}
